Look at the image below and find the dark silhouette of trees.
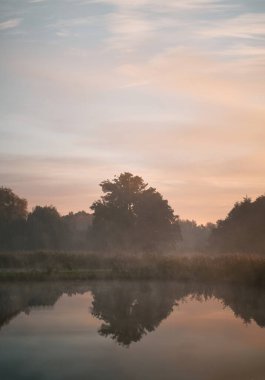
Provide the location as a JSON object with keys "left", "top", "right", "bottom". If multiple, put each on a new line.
{"left": 91, "top": 172, "right": 181, "bottom": 252}
{"left": 27, "top": 206, "right": 66, "bottom": 250}
{"left": 210, "top": 195, "right": 265, "bottom": 254}
{"left": 0, "top": 187, "right": 28, "bottom": 249}
{"left": 62, "top": 211, "right": 93, "bottom": 250}
{"left": 1, "top": 184, "right": 264, "bottom": 254}
{"left": 26, "top": 208, "right": 93, "bottom": 250}
{"left": 178, "top": 220, "right": 214, "bottom": 252}
{"left": 0, "top": 186, "right": 93, "bottom": 251}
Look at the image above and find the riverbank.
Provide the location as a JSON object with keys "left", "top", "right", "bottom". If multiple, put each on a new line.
{"left": 0, "top": 252, "right": 264, "bottom": 285}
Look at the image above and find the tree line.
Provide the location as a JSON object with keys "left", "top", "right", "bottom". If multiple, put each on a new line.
{"left": 210, "top": 196, "right": 265, "bottom": 254}
{"left": 0, "top": 172, "right": 264, "bottom": 254}
{"left": 0, "top": 188, "right": 92, "bottom": 251}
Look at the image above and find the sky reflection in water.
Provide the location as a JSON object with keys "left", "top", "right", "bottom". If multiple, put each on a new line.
{"left": 0, "top": 281, "right": 265, "bottom": 380}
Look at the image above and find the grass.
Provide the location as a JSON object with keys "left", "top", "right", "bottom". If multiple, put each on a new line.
{"left": 0, "top": 251, "right": 264, "bottom": 286}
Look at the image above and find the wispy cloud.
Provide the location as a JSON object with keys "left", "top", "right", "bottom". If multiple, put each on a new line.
{"left": 119, "top": 48, "right": 265, "bottom": 109}
{"left": 96, "top": 0, "right": 226, "bottom": 11}
{"left": 29, "top": 0, "right": 46, "bottom": 3}
{"left": 47, "top": 16, "right": 95, "bottom": 38}
{"left": 101, "top": 0, "right": 249, "bottom": 52}
{"left": 200, "top": 13, "right": 265, "bottom": 39}
{"left": 49, "top": 17, "right": 94, "bottom": 29}
{"left": 0, "top": 18, "right": 21, "bottom": 31}
{"left": 105, "top": 10, "right": 155, "bottom": 51}
{"left": 12, "top": 53, "right": 120, "bottom": 94}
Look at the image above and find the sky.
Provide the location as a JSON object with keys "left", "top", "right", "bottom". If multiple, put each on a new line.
{"left": 0, "top": 0, "right": 264, "bottom": 223}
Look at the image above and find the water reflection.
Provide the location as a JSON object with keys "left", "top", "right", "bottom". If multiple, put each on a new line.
{"left": 0, "top": 281, "right": 264, "bottom": 346}
{"left": 90, "top": 282, "right": 178, "bottom": 346}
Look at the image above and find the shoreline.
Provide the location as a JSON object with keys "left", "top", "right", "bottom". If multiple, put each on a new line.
{"left": 0, "top": 252, "right": 264, "bottom": 285}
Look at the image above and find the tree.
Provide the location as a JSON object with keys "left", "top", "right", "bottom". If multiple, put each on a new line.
{"left": 210, "top": 195, "right": 265, "bottom": 254}
{"left": 178, "top": 220, "right": 214, "bottom": 252}
{"left": 27, "top": 206, "right": 66, "bottom": 250}
{"left": 0, "top": 187, "right": 28, "bottom": 249}
{"left": 90, "top": 172, "right": 181, "bottom": 252}
{"left": 62, "top": 211, "right": 93, "bottom": 250}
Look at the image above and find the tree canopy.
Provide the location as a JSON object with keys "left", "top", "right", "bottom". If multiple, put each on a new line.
{"left": 90, "top": 172, "right": 181, "bottom": 252}
{"left": 210, "top": 195, "right": 265, "bottom": 254}
{"left": 0, "top": 188, "right": 92, "bottom": 251}
{"left": 27, "top": 206, "right": 66, "bottom": 250}
{"left": 0, "top": 187, "right": 27, "bottom": 249}
{"left": 0, "top": 187, "right": 27, "bottom": 223}
{"left": 178, "top": 220, "right": 214, "bottom": 252}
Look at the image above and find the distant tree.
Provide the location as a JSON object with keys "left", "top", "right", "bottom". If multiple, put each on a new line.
{"left": 27, "top": 206, "right": 66, "bottom": 250}
{"left": 62, "top": 211, "right": 93, "bottom": 250}
{"left": 90, "top": 172, "right": 181, "bottom": 252}
{"left": 178, "top": 220, "right": 214, "bottom": 252}
{"left": 210, "top": 195, "right": 265, "bottom": 254}
{"left": 0, "top": 187, "right": 28, "bottom": 249}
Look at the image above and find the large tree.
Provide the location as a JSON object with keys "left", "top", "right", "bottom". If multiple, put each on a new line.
{"left": 27, "top": 206, "right": 66, "bottom": 250}
{"left": 90, "top": 172, "right": 181, "bottom": 252}
{"left": 0, "top": 187, "right": 28, "bottom": 249}
{"left": 210, "top": 195, "right": 265, "bottom": 254}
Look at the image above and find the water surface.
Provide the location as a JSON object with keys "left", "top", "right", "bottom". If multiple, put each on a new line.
{"left": 0, "top": 281, "right": 265, "bottom": 380}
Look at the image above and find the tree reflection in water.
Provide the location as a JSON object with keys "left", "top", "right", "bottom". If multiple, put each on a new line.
{"left": 90, "top": 282, "right": 178, "bottom": 346}
{"left": 0, "top": 281, "right": 264, "bottom": 346}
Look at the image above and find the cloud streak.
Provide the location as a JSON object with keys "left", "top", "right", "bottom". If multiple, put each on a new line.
{"left": 200, "top": 13, "right": 265, "bottom": 40}
{"left": 119, "top": 48, "right": 265, "bottom": 110}
{"left": 0, "top": 18, "right": 21, "bottom": 31}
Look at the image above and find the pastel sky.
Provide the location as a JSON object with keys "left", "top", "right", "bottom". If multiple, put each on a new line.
{"left": 0, "top": 0, "right": 264, "bottom": 223}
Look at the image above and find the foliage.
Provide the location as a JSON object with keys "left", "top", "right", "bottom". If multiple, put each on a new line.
{"left": 178, "top": 220, "right": 214, "bottom": 252}
{"left": 0, "top": 187, "right": 93, "bottom": 251}
{"left": 0, "top": 187, "right": 27, "bottom": 249}
{"left": 1, "top": 184, "right": 265, "bottom": 256}
{"left": 62, "top": 211, "right": 92, "bottom": 250}
{"left": 210, "top": 196, "right": 265, "bottom": 254}
{"left": 91, "top": 172, "right": 181, "bottom": 252}
{"left": 27, "top": 206, "right": 66, "bottom": 250}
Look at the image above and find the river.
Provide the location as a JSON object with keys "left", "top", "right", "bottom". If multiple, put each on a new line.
{"left": 0, "top": 281, "right": 264, "bottom": 380}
